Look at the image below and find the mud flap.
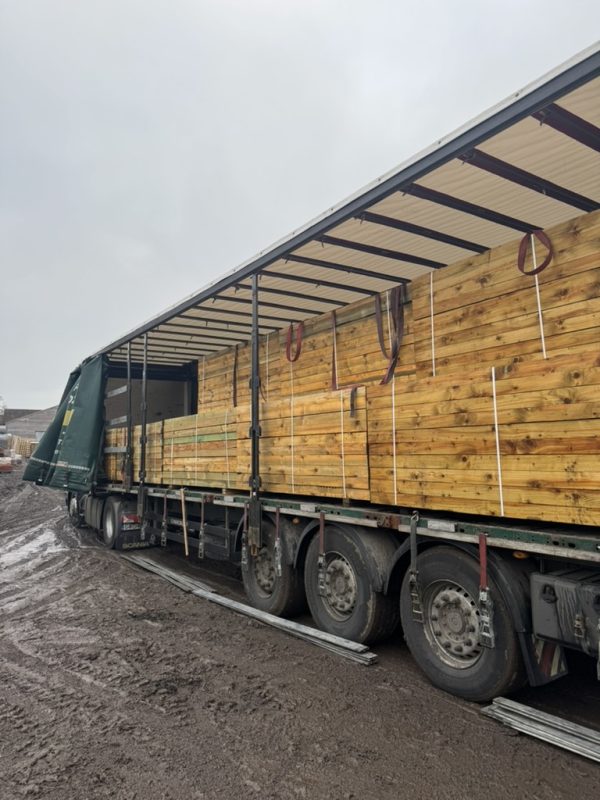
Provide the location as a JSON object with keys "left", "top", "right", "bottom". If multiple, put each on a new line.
{"left": 119, "top": 530, "right": 153, "bottom": 550}
{"left": 520, "top": 633, "right": 569, "bottom": 687}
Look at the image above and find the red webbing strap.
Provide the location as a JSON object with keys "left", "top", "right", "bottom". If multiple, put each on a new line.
{"left": 478, "top": 532, "right": 488, "bottom": 590}
{"left": 285, "top": 322, "right": 304, "bottom": 362}
{"left": 232, "top": 345, "right": 238, "bottom": 407}
{"left": 517, "top": 230, "right": 553, "bottom": 276}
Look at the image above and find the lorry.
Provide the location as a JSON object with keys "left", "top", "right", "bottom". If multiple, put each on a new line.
{"left": 25, "top": 45, "right": 600, "bottom": 702}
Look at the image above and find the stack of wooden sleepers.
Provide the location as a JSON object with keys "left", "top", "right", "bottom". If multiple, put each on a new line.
{"left": 105, "top": 209, "right": 600, "bottom": 526}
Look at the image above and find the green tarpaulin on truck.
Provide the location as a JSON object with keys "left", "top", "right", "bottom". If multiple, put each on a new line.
{"left": 23, "top": 356, "right": 107, "bottom": 492}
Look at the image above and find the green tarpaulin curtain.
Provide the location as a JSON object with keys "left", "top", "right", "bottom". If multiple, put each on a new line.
{"left": 23, "top": 356, "right": 107, "bottom": 492}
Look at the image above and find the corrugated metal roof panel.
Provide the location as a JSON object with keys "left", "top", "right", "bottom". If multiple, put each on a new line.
{"left": 90, "top": 45, "right": 599, "bottom": 367}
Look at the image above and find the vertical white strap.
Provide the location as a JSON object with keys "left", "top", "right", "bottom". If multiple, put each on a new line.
{"left": 531, "top": 235, "right": 547, "bottom": 359}
{"left": 386, "top": 292, "right": 398, "bottom": 504}
{"left": 491, "top": 366, "right": 505, "bottom": 517}
{"left": 224, "top": 408, "right": 230, "bottom": 489}
{"left": 289, "top": 359, "right": 295, "bottom": 493}
{"left": 170, "top": 436, "right": 174, "bottom": 485}
{"left": 340, "top": 390, "right": 346, "bottom": 498}
{"left": 430, "top": 272, "right": 436, "bottom": 377}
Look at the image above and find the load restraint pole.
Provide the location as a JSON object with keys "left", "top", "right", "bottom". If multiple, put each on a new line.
{"left": 124, "top": 341, "right": 133, "bottom": 490}
{"left": 248, "top": 272, "right": 262, "bottom": 555}
{"left": 137, "top": 333, "right": 148, "bottom": 518}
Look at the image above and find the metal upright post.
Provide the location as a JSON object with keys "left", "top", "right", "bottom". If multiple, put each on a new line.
{"left": 139, "top": 333, "right": 148, "bottom": 484}
{"left": 124, "top": 341, "right": 133, "bottom": 490}
{"left": 137, "top": 333, "right": 148, "bottom": 518}
{"left": 248, "top": 272, "right": 262, "bottom": 554}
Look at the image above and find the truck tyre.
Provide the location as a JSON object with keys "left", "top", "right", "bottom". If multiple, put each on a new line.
{"left": 102, "top": 496, "right": 125, "bottom": 550}
{"left": 67, "top": 493, "right": 84, "bottom": 528}
{"left": 304, "top": 526, "right": 398, "bottom": 644}
{"left": 242, "top": 518, "right": 306, "bottom": 617}
{"left": 400, "top": 546, "right": 525, "bottom": 702}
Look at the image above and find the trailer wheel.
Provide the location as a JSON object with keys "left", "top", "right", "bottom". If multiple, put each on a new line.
{"left": 400, "top": 546, "right": 525, "bottom": 702}
{"left": 102, "top": 497, "right": 125, "bottom": 550}
{"left": 304, "top": 526, "right": 398, "bottom": 644}
{"left": 242, "top": 519, "right": 306, "bottom": 617}
{"left": 67, "top": 493, "right": 84, "bottom": 528}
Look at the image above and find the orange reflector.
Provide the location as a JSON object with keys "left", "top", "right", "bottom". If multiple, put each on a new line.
{"left": 512, "top": 550, "right": 529, "bottom": 559}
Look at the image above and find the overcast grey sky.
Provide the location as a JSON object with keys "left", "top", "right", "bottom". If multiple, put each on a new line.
{"left": 1, "top": 1, "right": 599, "bottom": 408}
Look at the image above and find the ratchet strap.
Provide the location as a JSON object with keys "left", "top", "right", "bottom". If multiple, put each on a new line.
{"left": 285, "top": 322, "right": 304, "bottom": 362}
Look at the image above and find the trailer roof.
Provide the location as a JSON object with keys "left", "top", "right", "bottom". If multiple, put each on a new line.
{"left": 94, "top": 43, "right": 600, "bottom": 368}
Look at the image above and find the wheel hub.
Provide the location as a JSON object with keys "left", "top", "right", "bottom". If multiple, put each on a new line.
{"left": 424, "top": 582, "right": 482, "bottom": 668}
{"left": 324, "top": 554, "right": 357, "bottom": 617}
{"left": 254, "top": 547, "right": 276, "bottom": 594}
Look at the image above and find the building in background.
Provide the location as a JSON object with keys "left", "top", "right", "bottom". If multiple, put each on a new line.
{"left": 7, "top": 407, "right": 57, "bottom": 441}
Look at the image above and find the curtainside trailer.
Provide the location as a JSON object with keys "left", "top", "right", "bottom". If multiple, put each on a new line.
{"left": 25, "top": 45, "right": 600, "bottom": 702}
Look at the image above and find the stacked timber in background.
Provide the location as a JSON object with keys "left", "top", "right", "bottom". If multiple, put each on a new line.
{"left": 105, "top": 209, "right": 600, "bottom": 526}
{"left": 8, "top": 436, "right": 36, "bottom": 458}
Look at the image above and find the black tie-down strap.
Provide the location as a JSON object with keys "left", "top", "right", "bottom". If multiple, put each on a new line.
{"left": 374, "top": 285, "right": 406, "bottom": 384}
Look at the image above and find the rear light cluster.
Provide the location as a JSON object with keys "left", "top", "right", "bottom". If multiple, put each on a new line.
{"left": 121, "top": 513, "right": 141, "bottom": 525}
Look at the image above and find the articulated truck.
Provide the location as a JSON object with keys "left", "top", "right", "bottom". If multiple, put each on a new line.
{"left": 26, "top": 45, "right": 600, "bottom": 701}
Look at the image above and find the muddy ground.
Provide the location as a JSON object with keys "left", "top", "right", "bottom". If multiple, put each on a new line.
{"left": 1, "top": 468, "right": 599, "bottom": 799}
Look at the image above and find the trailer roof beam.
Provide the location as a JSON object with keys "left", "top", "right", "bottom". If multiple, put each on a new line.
{"left": 181, "top": 307, "right": 293, "bottom": 325}
{"left": 532, "top": 103, "right": 600, "bottom": 152}
{"left": 318, "top": 233, "right": 446, "bottom": 269}
{"left": 356, "top": 210, "right": 488, "bottom": 254}
{"left": 151, "top": 329, "right": 247, "bottom": 345}
{"left": 162, "top": 320, "right": 273, "bottom": 334}
{"left": 283, "top": 253, "right": 410, "bottom": 283}
{"left": 459, "top": 148, "right": 600, "bottom": 211}
{"left": 261, "top": 269, "right": 376, "bottom": 296}
{"left": 236, "top": 282, "right": 347, "bottom": 306}
{"left": 214, "top": 293, "right": 324, "bottom": 316}
{"left": 405, "top": 183, "right": 539, "bottom": 232}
